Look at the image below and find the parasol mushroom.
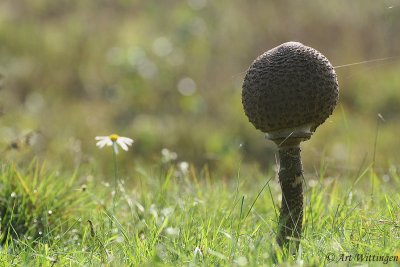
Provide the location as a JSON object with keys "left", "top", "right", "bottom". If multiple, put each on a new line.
{"left": 242, "top": 41, "right": 339, "bottom": 247}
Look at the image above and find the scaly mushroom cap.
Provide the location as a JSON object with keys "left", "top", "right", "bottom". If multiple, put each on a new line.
{"left": 242, "top": 42, "right": 339, "bottom": 138}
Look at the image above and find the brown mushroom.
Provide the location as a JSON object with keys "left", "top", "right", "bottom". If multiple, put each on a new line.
{"left": 242, "top": 41, "right": 339, "bottom": 248}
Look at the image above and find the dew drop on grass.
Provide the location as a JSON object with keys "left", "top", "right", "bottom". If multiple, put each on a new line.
{"left": 149, "top": 204, "right": 158, "bottom": 218}
{"left": 178, "top": 161, "right": 189, "bottom": 174}
{"left": 165, "top": 227, "right": 180, "bottom": 237}
{"left": 135, "top": 201, "right": 145, "bottom": 213}
{"left": 161, "top": 148, "right": 178, "bottom": 163}
{"left": 116, "top": 235, "right": 124, "bottom": 243}
{"left": 194, "top": 246, "right": 203, "bottom": 258}
{"left": 139, "top": 232, "right": 145, "bottom": 241}
{"left": 234, "top": 256, "right": 248, "bottom": 266}
{"left": 161, "top": 207, "right": 174, "bottom": 217}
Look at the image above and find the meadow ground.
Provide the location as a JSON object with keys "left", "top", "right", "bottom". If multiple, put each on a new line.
{"left": 0, "top": 155, "right": 399, "bottom": 266}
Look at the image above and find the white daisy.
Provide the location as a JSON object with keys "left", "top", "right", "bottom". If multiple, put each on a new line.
{"left": 95, "top": 134, "right": 134, "bottom": 154}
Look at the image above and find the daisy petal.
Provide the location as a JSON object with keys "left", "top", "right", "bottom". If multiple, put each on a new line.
{"left": 117, "top": 140, "right": 129, "bottom": 151}
{"left": 119, "top": 137, "right": 134, "bottom": 145}
{"left": 105, "top": 139, "right": 113, "bottom": 146}
{"left": 96, "top": 139, "right": 108, "bottom": 148}
{"left": 95, "top": 136, "right": 108, "bottom": 140}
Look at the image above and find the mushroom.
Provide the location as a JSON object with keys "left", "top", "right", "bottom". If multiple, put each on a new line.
{"left": 242, "top": 42, "right": 339, "bottom": 247}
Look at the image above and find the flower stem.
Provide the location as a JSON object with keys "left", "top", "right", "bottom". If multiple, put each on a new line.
{"left": 112, "top": 146, "right": 118, "bottom": 214}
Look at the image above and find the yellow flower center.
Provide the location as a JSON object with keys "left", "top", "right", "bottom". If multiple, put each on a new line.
{"left": 109, "top": 134, "right": 120, "bottom": 142}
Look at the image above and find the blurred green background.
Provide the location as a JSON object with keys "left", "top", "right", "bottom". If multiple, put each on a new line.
{"left": 1, "top": 0, "right": 400, "bottom": 178}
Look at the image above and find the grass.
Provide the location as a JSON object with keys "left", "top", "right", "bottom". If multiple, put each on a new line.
{"left": 0, "top": 158, "right": 399, "bottom": 266}
{"left": 1, "top": 1, "right": 399, "bottom": 266}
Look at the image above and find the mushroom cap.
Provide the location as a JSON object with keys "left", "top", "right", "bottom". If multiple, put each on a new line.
{"left": 242, "top": 42, "right": 339, "bottom": 139}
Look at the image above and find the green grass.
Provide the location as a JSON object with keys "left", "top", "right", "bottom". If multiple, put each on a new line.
{"left": 1, "top": 160, "right": 399, "bottom": 266}
{"left": 1, "top": 1, "right": 399, "bottom": 266}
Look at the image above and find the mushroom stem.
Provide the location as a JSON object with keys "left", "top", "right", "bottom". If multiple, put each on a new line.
{"left": 276, "top": 145, "right": 303, "bottom": 248}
